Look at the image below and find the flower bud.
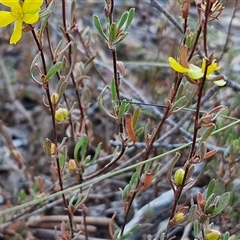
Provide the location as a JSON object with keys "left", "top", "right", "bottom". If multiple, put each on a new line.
{"left": 206, "top": 229, "right": 221, "bottom": 240}
{"left": 173, "top": 212, "right": 184, "bottom": 223}
{"left": 50, "top": 92, "right": 59, "bottom": 104}
{"left": 51, "top": 143, "right": 56, "bottom": 155}
{"left": 173, "top": 168, "right": 185, "bottom": 186}
{"left": 68, "top": 159, "right": 77, "bottom": 171}
{"left": 55, "top": 108, "right": 69, "bottom": 122}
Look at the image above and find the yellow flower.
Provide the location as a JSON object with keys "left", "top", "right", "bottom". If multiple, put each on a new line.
{"left": 0, "top": 0, "right": 43, "bottom": 44}
{"left": 169, "top": 57, "right": 226, "bottom": 87}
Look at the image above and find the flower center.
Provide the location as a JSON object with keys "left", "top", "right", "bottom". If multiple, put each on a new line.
{"left": 11, "top": 5, "right": 23, "bottom": 19}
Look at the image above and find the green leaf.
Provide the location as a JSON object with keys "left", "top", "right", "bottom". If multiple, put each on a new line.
{"left": 205, "top": 193, "right": 216, "bottom": 212}
{"left": 172, "top": 96, "right": 187, "bottom": 110}
{"left": 175, "top": 83, "right": 184, "bottom": 100}
{"left": 167, "top": 153, "right": 181, "bottom": 180}
{"left": 56, "top": 79, "right": 68, "bottom": 101}
{"left": 130, "top": 172, "right": 139, "bottom": 185}
{"left": 84, "top": 155, "right": 91, "bottom": 165}
{"left": 222, "top": 232, "right": 230, "bottom": 240}
{"left": 199, "top": 142, "right": 206, "bottom": 162}
{"left": 112, "top": 146, "right": 119, "bottom": 159}
{"left": 93, "top": 15, "right": 108, "bottom": 40}
{"left": 30, "top": 52, "right": 42, "bottom": 85}
{"left": 200, "top": 124, "right": 216, "bottom": 143}
{"left": 44, "top": 62, "right": 63, "bottom": 83}
{"left": 109, "top": 22, "right": 117, "bottom": 43}
{"left": 91, "top": 142, "right": 102, "bottom": 163}
{"left": 113, "top": 32, "right": 128, "bottom": 45}
{"left": 135, "top": 127, "right": 144, "bottom": 138}
{"left": 113, "top": 229, "right": 120, "bottom": 239}
{"left": 68, "top": 194, "right": 77, "bottom": 207}
{"left": 206, "top": 179, "right": 216, "bottom": 199}
{"left": 118, "top": 99, "right": 128, "bottom": 117}
{"left": 121, "top": 224, "right": 140, "bottom": 240}
{"left": 59, "top": 154, "right": 66, "bottom": 169}
{"left": 110, "top": 78, "right": 117, "bottom": 102}
{"left": 212, "top": 192, "right": 230, "bottom": 217}
{"left": 133, "top": 106, "right": 141, "bottom": 129}
{"left": 193, "top": 220, "right": 199, "bottom": 238}
{"left": 98, "top": 88, "right": 117, "bottom": 120}
{"left": 121, "top": 183, "right": 131, "bottom": 200}
{"left": 187, "top": 205, "right": 198, "bottom": 223}
{"left": 19, "top": 189, "right": 27, "bottom": 202}
{"left": 187, "top": 166, "right": 195, "bottom": 181}
{"left": 118, "top": 11, "right": 129, "bottom": 29}
{"left": 213, "top": 195, "right": 220, "bottom": 205}
{"left": 71, "top": 0, "right": 76, "bottom": 21}
{"left": 39, "top": 0, "right": 54, "bottom": 35}
{"left": 74, "top": 134, "right": 88, "bottom": 162}
{"left": 125, "top": 8, "right": 135, "bottom": 31}
{"left": 61, "top": 145, "right": 68, "bottom": 170}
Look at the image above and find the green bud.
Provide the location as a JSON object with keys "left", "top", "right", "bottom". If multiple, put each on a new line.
{"left": 174, "top": 168, "right": 185, "bottom": 186}
{"left": 55, "top": 107, "right": 69, "bottom": 122}
{"left": 206, "top": 229, "right": 221, "bottom": 240}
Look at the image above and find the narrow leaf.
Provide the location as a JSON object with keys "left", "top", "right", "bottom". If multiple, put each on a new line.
{"left": 130, "top": 172, "right": 139, "bottom": 185}
{"left": 172, "top": 96, "right": 187, "bottom": 110}
{"left": 121, "top": 183, "right": 131, "bottom": 200}
{"left": 30, "top": 52, "right": 42, "bottom": 85}
{"left": 44, "top": 62, "right": 63, "bottom": 83}
{"left": 125, "top": 8, "right": 135, "bottom": 30}
{"left": 74, "top": 134, "right": 88, "bottom": 162}
{"left": 118, "top": 99, "right": 128, "bottom": 117}
{"left": 109, "top": 22, "right": 117, "bottom": 43}
{"left": 204, "top": 193, "right": 215, "bottom": 212}
{"left": 118, "top": 11, "right": 129, "bottom": 29}
{"left": 200, "top": 124, "right": 216, "bottom": 143}
{"left": 121, "top": 224, "right": 140, "bottom": 240}
{"left": 92, "top": 142, "right": 102, "bottom": 162}
{"left": 111, "top": 78, "right": 117, "bottom": 102}
{"left": 212, "top": 192, "right": 230, "bottom": 217}
{"left": 222, "top": 232, "right": 230, "bottom": 240}
{"left": 113, "top": 32, "right": 128, "bottom": 45}
{"left": 93, "top": 15, "right": 108, "bottom": 40}
{"left": 56, "top": 79, "right": 68, "bottom": 101}
{"left": 135, "top": 127, "right": 144, "bottom": 138}
{"left": 206, "top": 179, "right": 216, "bottom": 199}
{"left": 132, "top": 106, "right": 141, "bottom": 129}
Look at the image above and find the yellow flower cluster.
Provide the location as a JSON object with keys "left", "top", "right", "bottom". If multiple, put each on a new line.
{"left": 0, "top": 0, "right": 43, "bottom": 44}
{"left": 169, "top": 57, "right": 226, "bottom": 87}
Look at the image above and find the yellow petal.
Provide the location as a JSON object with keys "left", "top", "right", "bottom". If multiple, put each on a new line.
{"left": 188, "top": 64, "right": 203, "bottom": 80}
{"left": 10, "top": 19, "right": 23, "bottom": 44}
{"left": 22, "top": 0, "right": 43, "bottom": 14}
{"left": 23, "top": 12, "right": 39, "bottom": 24}
{"left": 0, "top": 0, "right": 19, "bottom": 8}
{"left": 169, "top": 57, "right": 189, "bottom": 73}
{"left": 201, "top": 58, "right": 206, "bottom": 73}
{"left": 207, "top": 59, "right": 221, "bottom": 75}
{"left": 0, "top": 11, "right": 16, "bottom": 26}
{"left": 213, "top": 79, "right": 226, "bottom": 87}
{"left": 201, "top": 58, "right": 220, "bottom": 75}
